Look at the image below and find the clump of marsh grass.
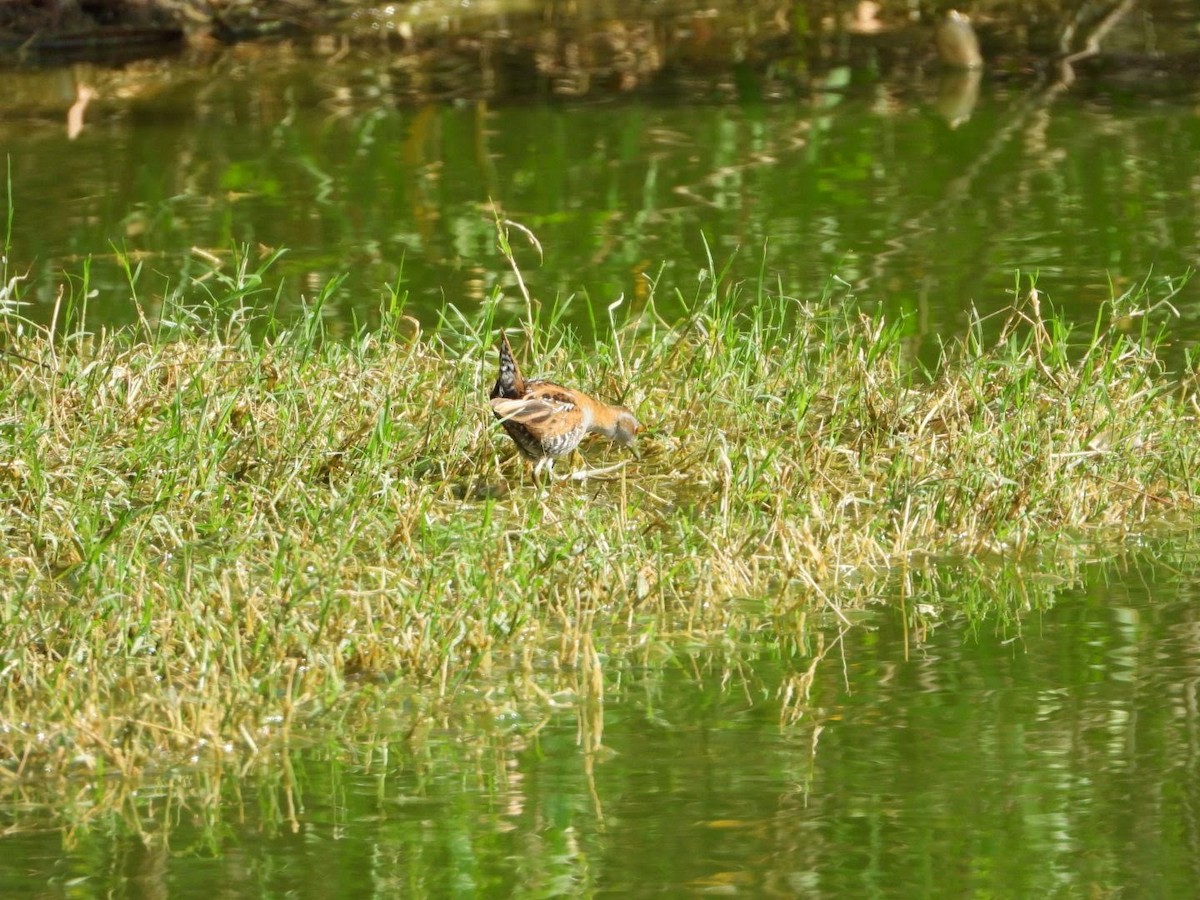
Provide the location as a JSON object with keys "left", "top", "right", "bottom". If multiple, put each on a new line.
{"left": 0, "top": 241, "right": 1197, "bottom": 780}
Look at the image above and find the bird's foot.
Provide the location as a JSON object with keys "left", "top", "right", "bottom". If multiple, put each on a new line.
{"left": 564, "top": 461, "right": 628, "bottom": 482}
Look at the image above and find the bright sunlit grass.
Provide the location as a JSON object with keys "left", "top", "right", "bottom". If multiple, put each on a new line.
{"left": 1, "top": 240, "right": 1197, "bottom": 779}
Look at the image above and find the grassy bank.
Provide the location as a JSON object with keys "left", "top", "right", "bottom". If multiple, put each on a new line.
{"left": 1, "top": 257, "right": 1197, "bottom": 777}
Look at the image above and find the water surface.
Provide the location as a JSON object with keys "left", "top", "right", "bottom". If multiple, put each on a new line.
{"left": 3, "top": 548, "right": 1197, "bottom": 897}
{"left": 2, "top": 5, "right": 1198, "bottom": 343}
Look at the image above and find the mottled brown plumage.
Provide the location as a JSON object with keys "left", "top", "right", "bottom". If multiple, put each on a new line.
{"left": 489, "top": 333, "right": 640, "bottom": 477}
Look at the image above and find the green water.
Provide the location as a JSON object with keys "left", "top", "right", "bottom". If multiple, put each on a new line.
{"left": 3, "top": 35, "right": 1198, "bottom": 342}
{"left": 2, "top": 550, "right": 1198, "bottom": 897}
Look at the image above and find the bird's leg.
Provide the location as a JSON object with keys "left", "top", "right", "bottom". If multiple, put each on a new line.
{"left": 532, "top": 450, "right": 629, "bottom": 483}
{"left": 533, "top": 456, "right": 556, "bottom": 480}
{"left": 566, "top": 462, "right": 627, "bottom": 481}
{"left": 565, "top": 456, "right": 628, "bottom": 482}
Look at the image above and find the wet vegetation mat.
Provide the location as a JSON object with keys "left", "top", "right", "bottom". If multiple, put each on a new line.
{"left": 1, "top": 230, "right": 1198, "bottom": 788}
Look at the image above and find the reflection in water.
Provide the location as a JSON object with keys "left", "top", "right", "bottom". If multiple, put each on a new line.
{"left": 2, "top": 549, "right": 1199, "bottom": 895}
{"left": 1, "top": 12, "right": 1199, "bottom": 345}
{"left": 935, "top": 69, "right": 982, "bottom": 129}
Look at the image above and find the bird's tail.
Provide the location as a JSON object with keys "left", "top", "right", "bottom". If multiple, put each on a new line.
{"left": 491, "top": 332, "right": 525, "bottom": 399}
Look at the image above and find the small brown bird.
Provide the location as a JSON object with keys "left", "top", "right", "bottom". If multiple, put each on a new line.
{"left": 489, "top": 332, "right": 640, "bottom": 479}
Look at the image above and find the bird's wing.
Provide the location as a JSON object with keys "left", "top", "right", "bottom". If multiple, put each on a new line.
{"left": 490, "top": 389, "right": 584, "bottom": 440}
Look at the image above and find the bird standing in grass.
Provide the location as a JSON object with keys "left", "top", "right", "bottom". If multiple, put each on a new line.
{"left": 489, "top": 332, "right": 640, "bottom": 479}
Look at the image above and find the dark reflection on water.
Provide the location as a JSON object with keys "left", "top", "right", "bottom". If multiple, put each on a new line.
{"left": 2, "top": 550, "right": 1199, "bottom": 896}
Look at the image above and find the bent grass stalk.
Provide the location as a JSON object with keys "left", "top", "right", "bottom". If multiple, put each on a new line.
{"left": 0, "top": 252, "right": 1197, "bottom": 784}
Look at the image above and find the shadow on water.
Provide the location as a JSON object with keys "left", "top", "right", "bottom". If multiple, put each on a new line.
{"left": 2, "top": 542, "right": 1198, "bottom": 896}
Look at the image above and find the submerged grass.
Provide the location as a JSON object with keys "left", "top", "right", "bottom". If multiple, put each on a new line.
{"left": 0, "top": 249, "right": 1198, "bottom": 779}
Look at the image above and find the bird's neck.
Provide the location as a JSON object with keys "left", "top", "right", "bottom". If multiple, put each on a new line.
{"left": 586, "top": 400, "right": 626, "bottom": 438}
